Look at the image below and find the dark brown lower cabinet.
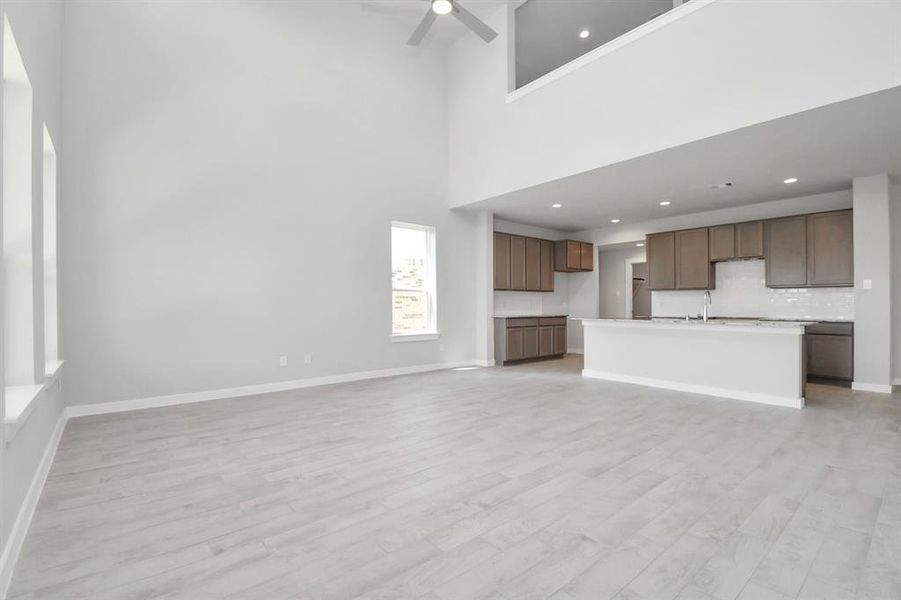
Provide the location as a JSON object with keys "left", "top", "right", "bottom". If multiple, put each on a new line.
{"left": 522, "top": 327, "right": 539, "bottom": 359}
{"left": 506, "top": 328, "right": 523, "bottom": 361}
{"left": 539, "top": 326, "right": 554, "bottom": 357}
{"left": 553, "top": 325, "right": 566, "bottom": 355}
{"left": 494, "top": 317, "right": 567, "bottom": 364}
{"left": 806, "top": 322, "right": 853, "bottom": 382}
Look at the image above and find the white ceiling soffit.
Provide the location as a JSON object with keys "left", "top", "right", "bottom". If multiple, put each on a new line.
{"left": 465, "top": 86, "right": 901, "bottom": 232}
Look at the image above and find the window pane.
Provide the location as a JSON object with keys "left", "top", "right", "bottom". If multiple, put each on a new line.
{"left": 393, "top": 291, "right": 428, "bottom": 333}
{"left": 392, "top": 226, "right": 428, "bottom": 290}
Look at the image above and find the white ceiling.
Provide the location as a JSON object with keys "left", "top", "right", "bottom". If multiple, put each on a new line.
{"left": 515, "top": 0, "right": 672, "bottom": 87}
{"left": 464, "top": 86, "right": 901, "bottom": 232}
{"left": 360, "top": 0, "right": 507, "bottom": 46}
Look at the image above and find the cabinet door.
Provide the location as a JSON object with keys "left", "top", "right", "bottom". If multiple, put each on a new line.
{"left": 647, "top": 232, "right": 675, "bottom": 290}
{"left": 675, "top": 228, "right": 712, "bottom": 289}
{"left": 539, "top": 326, "right": 554, "bottom": 356}
{"left": 709, "top": 225, "right": 735, "bottom": 262}
{"left": 807, "top": 210, "right": 853, "bottom": 287}
{"left": 566, "top": 241, "right": 581, "bottom": 270}
{"left": 580, "top": 243, "right": 594, "bottom": 271}
{"left": 525, "top": 237, "right": 541, "bottom": 291}
{"left": 765, "top": 216, "right": 807, "bottom": 287}
{"left": 522, "top": 327, "right": 539, "bottom": 359}
{"left": 807, "top": 334, "right": 853, "bottom": 380}
{"left": 735, "top": 221, "right": 764, "bottom": 258}
{"left": 553, "top": 325, "right": 566, "bottom": 355}
{"left": 509, "top": 236, "right": 526, "bottom": 290}
{"left": 493, "top": 232, "right": 511, "bottom": 290}
{"left": 539, "top": 240, "right": 554, "bottom": 291}
{"left": 506, "top": 328, "right": 524, "bottom": 361}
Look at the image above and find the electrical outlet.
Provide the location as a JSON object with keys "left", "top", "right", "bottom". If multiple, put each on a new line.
{"left": 863, "top": 279, "right": 873, "bottom": 290}
{"left": 304, "top": 353, "right": 312, "bottom": 364}
{"left": 279, "top": 355, "right": 288, "bottom": 367}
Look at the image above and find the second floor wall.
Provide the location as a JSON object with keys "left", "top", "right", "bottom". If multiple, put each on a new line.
{"left": 448, "top": 0, "right": 901, "bottom": 208}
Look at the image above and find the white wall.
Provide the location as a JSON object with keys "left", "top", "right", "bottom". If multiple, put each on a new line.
{"left": 0, "top": 0, "right": 64, "bottom": 580}
{"left": 59, "top": 1, "right": 480, "bottom": 407}
{"left": 652, "top": 260, "right": 855, "bottom": 321}
{"left": 448, "top": 0, "right": 901, "bottom": 207}
{"left": 598, "top": 246, "right": 646, "bottom": 319}
{"left": 852, "top": 174, "right": 894, "bottom": 391}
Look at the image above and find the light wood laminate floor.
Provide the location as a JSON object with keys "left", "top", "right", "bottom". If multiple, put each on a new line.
{"left": 10, "top": 356, "right": 901, "bottom": 600}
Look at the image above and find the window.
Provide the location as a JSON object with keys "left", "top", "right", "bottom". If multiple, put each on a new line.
{"left": 391, "top": 222, "right": 437, "bottom": 339}
{"left": 3, "top": 14, "right": 36, "bottom": 388}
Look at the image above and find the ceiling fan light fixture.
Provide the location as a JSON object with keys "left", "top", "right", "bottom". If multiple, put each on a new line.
{"left": 432, "top": 0, "right": 453, "bottom": 15}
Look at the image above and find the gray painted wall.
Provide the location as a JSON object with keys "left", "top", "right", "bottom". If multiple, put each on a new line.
{"left": 59, "top": 1, "right": 480, "bottom": 407}
{"left": 852, "top": 174, "right": 893, "bottom": 389}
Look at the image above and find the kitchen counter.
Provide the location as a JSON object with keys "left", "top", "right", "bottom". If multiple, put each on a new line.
{"left": 581, "top": 318, "right": 806, "bottom": 408}
{"left": 493, "top": 314, "right": 568, "bottom": 319}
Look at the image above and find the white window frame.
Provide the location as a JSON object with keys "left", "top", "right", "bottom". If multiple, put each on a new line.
{"left": 391, "top": 221, "right": 439, "bottom": 342}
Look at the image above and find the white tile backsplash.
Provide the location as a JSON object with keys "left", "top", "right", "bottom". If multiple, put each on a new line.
{"left": 651, "top": 259, "right": 855, "bottom": 321}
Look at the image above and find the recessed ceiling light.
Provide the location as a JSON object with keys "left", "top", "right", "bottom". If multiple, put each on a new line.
{"left": 783, "top": 177, "right": 798, "bottom": 184}
{"left": 659, "top": 201, "right": 671, "bottom": 206}
{"left": 551, "top": 203, "right": 562, "bottom": 208}
{"left": 431, "top": 0, "right": 453, "bottom": 15}
{"left": 611, "top": 219, "right": 621, "bottom": 224}
{"left": 636, "top": 242, "right": 645, "bottom": 247}
{"left": 579, "top": 29, "right": 590, "bottom": 39}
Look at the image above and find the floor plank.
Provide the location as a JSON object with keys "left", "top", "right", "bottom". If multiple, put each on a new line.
{"left": 9, "top": 356, "right": 901, "bottom": 600}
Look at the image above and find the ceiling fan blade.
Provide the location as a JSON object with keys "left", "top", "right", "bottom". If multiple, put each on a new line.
{"left": 407, "top": 9, "right": 438, "bottom": 46}
{"left": 451, "top": 2, "right": 498, "bottom": 43}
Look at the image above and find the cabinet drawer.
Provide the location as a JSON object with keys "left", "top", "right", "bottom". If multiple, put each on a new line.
{"left": 806, "top": 322, "right": 853, "bottom": 336}
{"left": 507, "top": 318, "right": 538, "bottom": 328}
{"left": 539, "top": 317, "right": 566, "bottom": 326}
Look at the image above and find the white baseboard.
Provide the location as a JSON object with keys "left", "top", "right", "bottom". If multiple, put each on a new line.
{"left": 66, "top": 360, "right": 482, "bottom": 418}
{"left": 892, "top": 377, "right": 901, "bottom": 387}
{"left": 566, "top": 348, "right": 584, "bottom": 355}
{"left": 582, "top": 369, "right": 804, "bottom": 409}
{"left": 851, "top": 381, "right": 894, "bottom": 394}
{"left": 0, "top": 412, "right": 67, "bottom": 599}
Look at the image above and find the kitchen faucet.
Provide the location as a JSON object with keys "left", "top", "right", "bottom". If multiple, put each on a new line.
{"left": 702, "top": 290, "right": 712, "bottom": 323}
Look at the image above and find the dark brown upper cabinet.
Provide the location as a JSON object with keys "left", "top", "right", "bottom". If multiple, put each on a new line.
{"left": 647, "top": 232, "right": 676, "bottom": 290}
{"left": 493, "top": 232, "right": 555, "bottom": 292}
{"left": 539, "top": 239, "right": 554, "bottom": 291}
{"left": 807, "top": 210, "right": 853, "bottom": 287}
{"left": 735, "top": 221, "right": 764, "bottom": 258}
{"left": 765, "top": 215, "right": 808, "bottom": 287}
{"left": 554, "top": 240, "right": 594, "bottom": 272}
{"left": 525, "top": 237, "right": 541, "bottom": 291}
{"left": 493, "top": 232, "right": 511, "bottom": 290}
{"left": 580, "top": 242, "right": 594, "bottom": 271}
{"left": 709, "top": 225, "right": 735, "bottom": 262}
{"left": 675, "top": 228, "right": 714, "bottom": 289}
{"left": 509, "top": 235, "right": 527, "bottom": 290}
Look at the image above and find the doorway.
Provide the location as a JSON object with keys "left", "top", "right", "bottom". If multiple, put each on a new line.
{"left": 631, "top": 262, "right": 651, "bottom": 319}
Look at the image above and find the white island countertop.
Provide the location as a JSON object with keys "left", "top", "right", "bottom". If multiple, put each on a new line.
{"left": 581, "top": 318, "right": 808, "bottom": 408}
{"left": 582, "top": 318, "right": 812, "bottom": 335}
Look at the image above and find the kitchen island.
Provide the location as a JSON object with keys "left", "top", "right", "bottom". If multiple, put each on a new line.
{"left": 581, "top": 319, "right": 808, "bottom": 408}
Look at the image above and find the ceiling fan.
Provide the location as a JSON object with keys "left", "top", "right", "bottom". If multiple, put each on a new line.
{"left": 407, "top": 0, "right": 499, "bottom": 46}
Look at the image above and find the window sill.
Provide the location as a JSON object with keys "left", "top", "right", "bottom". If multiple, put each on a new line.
{"left": 5, "top": 361, "right": 64, "bottom": 442}
{"left": 391, "top": 332, "right": 440, "bottom": 343}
